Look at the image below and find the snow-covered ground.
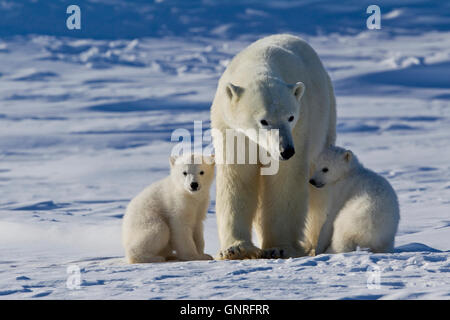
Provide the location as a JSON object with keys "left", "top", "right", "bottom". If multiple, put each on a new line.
{"left": 0, "top": 1, "right": 449, "bottom": 299}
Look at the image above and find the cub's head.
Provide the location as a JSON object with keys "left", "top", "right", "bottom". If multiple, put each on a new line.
{"left": 222, "top": 77, "right": 305, "bottom": 161}
{"left": 169, "top": 154, "right": 215, "bottom": 194}
{"left": 309, "top": 146, "right": 355, "bottom": 188}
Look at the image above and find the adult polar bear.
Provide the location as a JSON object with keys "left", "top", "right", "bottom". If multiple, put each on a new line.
{"left": 211, "top": 34, "right": 336, "bottom": 259}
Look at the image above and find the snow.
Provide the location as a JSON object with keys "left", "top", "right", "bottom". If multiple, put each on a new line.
{"left": 0, "top": 0, "right": 449, "bottom": 299}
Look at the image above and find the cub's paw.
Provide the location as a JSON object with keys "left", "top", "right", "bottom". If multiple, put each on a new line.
{"left": 198, "top": 253, "right": 213, "bottom": 260}
{"left": 217, "top": 243, "right": 263, "bottom": 260}
{"left": 262, "top": 246, "right": 306, "bottom": 259}
{"left": 128, "top": 255, "right": 166, "bottom": 264}
{"left": 300, "top": 240, "right": 316, "bottom": 256}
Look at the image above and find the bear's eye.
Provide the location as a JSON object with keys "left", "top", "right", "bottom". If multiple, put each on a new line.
{"left": 200, "top": 171, "right": 204, "bottom": 175}
{"left": 288, "top": 116, "right": 294, "bottom": 122}
{"left": 260, "top": 119, "right": 268, "bottom": 126}
{"left": 322, "top": 168, "right": 329, "bottom": 173}
{"left": 183, "top": 171, "right": 187, "bottom": 176}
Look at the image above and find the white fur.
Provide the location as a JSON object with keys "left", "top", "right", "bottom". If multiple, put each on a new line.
{"left": 122, "top": 154, "right": 215, "bottom": 263}
{"left": 211, "top": 34, "right": 336, "bottom": 259}
{"left": 308, "top": 146, "right": 400, "bottom": 254}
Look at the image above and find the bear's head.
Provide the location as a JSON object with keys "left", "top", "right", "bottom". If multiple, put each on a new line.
{"left": 169, "top": 154, "right": 215, "bottom": 195}
{"left": 309, "top": 146, "right": 355, "bottom": 188}
{"left": 222, "top": 76, "right": 305, "bottom": 161}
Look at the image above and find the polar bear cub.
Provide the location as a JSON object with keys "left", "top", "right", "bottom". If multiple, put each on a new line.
{"left": 309, "top": 146, "right": 400, "bottom": 254}
{"left": 122, "top": 154, "right": 215, "bottom": 263}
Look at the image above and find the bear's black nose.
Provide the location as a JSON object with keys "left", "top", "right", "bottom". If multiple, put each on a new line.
{"left": 190, "top": 182, "right": 199, "bottom": 190}
{"left": 309, "top": 179, "right": 316, "bottom": 186}
{"left": 280, "top": 146, "right": 295, "bottom": 160}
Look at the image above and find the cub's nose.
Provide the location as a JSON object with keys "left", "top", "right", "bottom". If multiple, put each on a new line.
{"left": 280, "top": 146, "right": 295, "bottom": 160}
{"left": 309, "top": 179, "right": 316, "bottom": 186}
{"left": 190, "top": 182, "right": 199, "bottom": 191}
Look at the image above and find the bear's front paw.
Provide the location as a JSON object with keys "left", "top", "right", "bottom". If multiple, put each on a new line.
{"left": 262, "top": 246, "right": 306, "bottom": 259}
{"left": 217, "top": 243, "right": 263, "bottom": 260}
{"left": 261, "top": 248, "right": 284, "bottom": 259}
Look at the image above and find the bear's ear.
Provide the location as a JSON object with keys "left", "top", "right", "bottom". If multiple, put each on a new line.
{"left": 343, "top": 151, "right": 353, "bottom": 163}
{"left": 291, "top": 82, "right": 306, "bottom": 102}
{"left": 225, "top": 83, "right": 244, "bottom": 102}
{"left": 169, "top": 155, "right": 178, "bottom": 167}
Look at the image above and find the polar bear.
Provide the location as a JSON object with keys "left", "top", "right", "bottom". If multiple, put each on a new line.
{"left": 122, "top": 154, "right": 215, "bottom": 263}
{"left": 211, "top": 34, "right": 336, "bottom": 259}
{"left": 308, "top": 146, "right": 400, "bottom": 254}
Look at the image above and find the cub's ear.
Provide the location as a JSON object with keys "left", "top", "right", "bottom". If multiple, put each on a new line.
{"left": 344, "top": 151, "right": 353, "bottom": 163}
{"left": 169, "top": 155, "right": 178, "bottom": 167}
{"left": 290, "top": 82, "right": 305, "bottom": 102}
{"left": 225, "top": 83, "right": 244, "bottom": 102}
